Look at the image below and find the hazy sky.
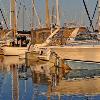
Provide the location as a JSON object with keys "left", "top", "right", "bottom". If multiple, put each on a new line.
{"left": 0, "top": 0, "right": 98, "bottom": 30}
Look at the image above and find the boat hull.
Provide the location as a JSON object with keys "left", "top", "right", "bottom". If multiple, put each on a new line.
{"left": 51, "top": 46, "right": 100, "bottom": 69}
{"left": 51, "top": 46, "right": 100, "bottom": 62}
{"left": 1, "top": 47, "right": 27, "bottom": 56}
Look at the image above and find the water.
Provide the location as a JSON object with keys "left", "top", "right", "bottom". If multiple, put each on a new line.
{"left": 0, "top": 55, "right": 100, "bottom": 100}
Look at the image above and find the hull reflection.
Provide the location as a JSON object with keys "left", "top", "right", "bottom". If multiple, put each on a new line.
{"left": 0, "top": 56, "right": 100, "bottom": 99}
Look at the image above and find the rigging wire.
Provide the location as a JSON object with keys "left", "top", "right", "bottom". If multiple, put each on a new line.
{"left": 92, "top": 0, "right": 98, "bottom": 20}
{"left": 16, "top": 0, "right": 32, "bottom": 30}
{"left": 0, "top": 8, "right": 8, "bottom": 29}
{"left": 32, "top": 0, "right": 42, "bottom": 28}
{"left": 25, "top": 7, "right": 33, "bottom": 28}
{"left": 89, "top": 0, "right": 98, "bottom": 29}
{"left": 0, "top": 0, "right": 9, "bottom": 29}
{"left": 94, "top": 16, "right": 99, "bottom": 30}
{"left": 17, "top": 0, "right": 23, "bottom": 19}
{"left": 82, "top": 0, "right": 94, "bottom": 31}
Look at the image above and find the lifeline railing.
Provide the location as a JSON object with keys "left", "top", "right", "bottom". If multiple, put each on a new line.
{"left": 51, "top": 37, "right": 100, "bottom": 47}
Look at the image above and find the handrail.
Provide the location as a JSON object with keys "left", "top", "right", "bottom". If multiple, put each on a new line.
{"left": 51, "top": 36, "right": 100, "bottom": 47}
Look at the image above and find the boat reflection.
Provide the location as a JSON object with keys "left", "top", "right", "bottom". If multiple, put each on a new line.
{"left": 10, "top": 64, "right": 19, "bottom": 100}
{"left": 0, "top": 56, "right": 100, "bottom": 99}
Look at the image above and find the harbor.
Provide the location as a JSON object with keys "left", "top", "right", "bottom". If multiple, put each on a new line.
{"left": 0, "top": 56, "right": 100, "bottom": 100}
{"left": 0, "top": 0, "right": 100, "bottom": 100}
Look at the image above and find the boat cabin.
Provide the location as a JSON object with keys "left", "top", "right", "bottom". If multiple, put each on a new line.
{"left": 75, "top": 31, "right": 98, "bottom": 41}
{"left": 11, "top": 31, "right": 31, "bottom": 47}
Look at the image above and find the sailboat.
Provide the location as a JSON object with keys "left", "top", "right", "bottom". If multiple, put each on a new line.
{"left": 1, "top": 0, "right": 29, "bottom": 56}
{"left": 30, "top": 0, "right": 100, "bottom": 63}
{"left": 51, "top": 0, "right": 100, "bottom": 62}
{"left": 30, "top": 0, "right": 81, "bottom": 61}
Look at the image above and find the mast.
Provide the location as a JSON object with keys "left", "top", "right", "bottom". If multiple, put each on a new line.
{"left": 23, "top": 5, "right": 25, "bottom": 31}
{"left": 45, "top": 0, "right": 50, "bottom": 28}
{"left": 98, "top": 0, "right": 100, "bottom": 32}
{"left": 32, "top": 0, "right": 34, "bottom": 29}
{"left": 10, "top": 0, "right": 17, "bottom": 39}
{"left": 56, "top": 0, "right": 60, "bottom": 26}
{"left": 51, "top": 4, "right": 55, "bottom": 24}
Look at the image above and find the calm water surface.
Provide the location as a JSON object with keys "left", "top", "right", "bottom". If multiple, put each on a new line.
{"left": 0, "top": 55, "right": 100, "bottom": 100}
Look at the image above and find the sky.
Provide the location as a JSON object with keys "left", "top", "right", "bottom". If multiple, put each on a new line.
{"left": 0, "top": 0, "right": 98, "bottom": 30}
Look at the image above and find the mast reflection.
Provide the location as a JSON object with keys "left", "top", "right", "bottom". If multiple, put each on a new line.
{"left": 10, "top": 64, "right": 19, "bottom": 100}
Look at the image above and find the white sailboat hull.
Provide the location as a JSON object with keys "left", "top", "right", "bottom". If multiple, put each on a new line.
{"left": 50, "top": 46, "right": 100, "bottom": 69}
{"left": 51, "top": 46, "right": 100, "bottom": 62}
{"left": 1, "top": 47, "right": 27, "bottom": 56}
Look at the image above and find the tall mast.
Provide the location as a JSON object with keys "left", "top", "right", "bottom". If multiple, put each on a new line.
{"left": 32, "top": 0, "right": 34, "bottom": 29}
{"left": 23, "top": 5, "right": 25, "bottom": 31}
{"left": 56, "top": 0, "right": 60, "bottom": 26}
{"left": 45, "top": 0, "right": 50, "bottom": 28}
{"left": 51, "top": 5, "right": 55, "bottom": 24}
{"left": 10, "top": 0, "right": 16, "bottom": 39}
{"left": 98, "top": 0, "right": 100, "bottom": 32}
